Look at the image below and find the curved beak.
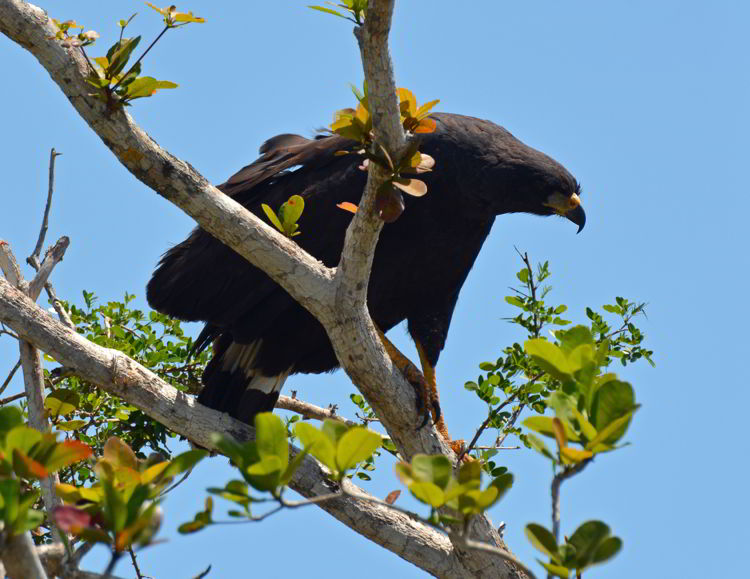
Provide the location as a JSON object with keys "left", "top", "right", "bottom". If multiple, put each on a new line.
{"left": 544, "top": 192, "right": 586, "bottom": 233}
{"left": 566, "top": 204, "right": 586, "bottom": 233}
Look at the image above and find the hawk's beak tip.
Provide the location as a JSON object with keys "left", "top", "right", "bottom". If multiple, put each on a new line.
{"left": 566, "top": 205, "right": 586, "bottom": 234}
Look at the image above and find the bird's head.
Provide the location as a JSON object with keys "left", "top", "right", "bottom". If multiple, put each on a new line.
{"left": 484, "top": 136, "right": 586, "bottom": 233}
{"left": 428, "top": 114, "right": 586, "bottom": 233}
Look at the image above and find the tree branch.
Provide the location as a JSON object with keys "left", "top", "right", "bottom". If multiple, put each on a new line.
{"left": 0, "top": 532, "right": 48, "bottom": 579}
{"left": 276, "top": 395, "right": 358, "bottom": 427}
{"left": 28, "top": 236, "right": 69, "bottom": 301}
{"left": 0, "top": 277, "right": 499, "bottom": 578}
{"left": 30, "top": 147, "right": 61, "bottom": 262}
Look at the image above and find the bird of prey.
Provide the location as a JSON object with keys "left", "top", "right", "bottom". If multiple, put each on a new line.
{"left": 146, "top": 112, "right": 585, "bottom": 449}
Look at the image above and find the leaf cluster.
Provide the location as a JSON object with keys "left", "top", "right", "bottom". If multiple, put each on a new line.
{"left": 261, "top": 195, "right": 305, "bottom": 238}
{"left": 49, "top": 19, "right": 99, "bottom": 48}
{"left": 52, "top": 5, "right": 204, "bottom": 110}
{"left": 309, "top": 1, "right": 368, "bottom": 25}
{"left": 54, "top": 436, "right": 205, "bottom": 551}
{"left": 46, "top": 291, "right": 209, "bottom": 486}
{"left": 330, "top": 84, "right": 439, "bottom": 222}
{"left": 525, "top": 520, "right": 622, "bottom": 578}
{"left": 0, "top": 406, "right": 92, "bottom": 537}
{"left": 395, "top": 455, "right": 513, "bottom": 526}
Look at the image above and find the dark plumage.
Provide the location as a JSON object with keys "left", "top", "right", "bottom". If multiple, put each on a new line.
{"left": 146, "top": 113, "right": 585, "bottom": 424}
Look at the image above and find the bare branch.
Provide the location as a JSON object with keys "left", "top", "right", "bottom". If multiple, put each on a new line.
{"left": 551, "top": 459, "right": 592, "bottom": 542}
{"left": 276, "top": 395, "right": 358, "bottom": 427}
{"left": 28, "top": 236, "right": 69, "bottom": 301}
{"left": 0, "top": 239, "right": 24, "bottom": 288}
{"left": 0, "top": 358, "right": 22, "bottom": 396}
{"left": 0, "top": 391, "right": 25, "bottom": 405}
{"left": 30, "top": 147, "right": 62, "bottom": 261}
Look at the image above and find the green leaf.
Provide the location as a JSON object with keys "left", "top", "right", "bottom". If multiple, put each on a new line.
{"left": 322, "top": 419, "right": 349, "bottom": 445}
{"left": 524, "top": 339, "right": 573, "bottom": 380}
{"left": 408, "top": 481, "right": 445, "bottom": 507}
{"left": 5, "top": 426, "right": 42, "bottom": 455}
{"left": 308, "top": 5, "right": 349, "bottom": 19}
{"left": 56, "top": 419, "right": 88, "bottom": 432}
{"left": 586, "top": 411, "right": 635, "bottom": 449}
{"left": 335, "top": 427, "right": 381, "bottom": 471}
{"left": 538, "top": 561, "right": 570, "bottom": 578}
{"left": 279, "top": 449, "right": 308, "bottom": 487}
{"left": 591, "top": 536, "right": 622, "bottom": 564}
{"left": 0, "top": 406, "right": 23, "bottom": 437}
{"left": 245, "top": 456, "right": 283, "bottom": 492}
{"left": 523, "top": 416, "right": 580, "bottom": 443}
{"left": 295, "top": 423, "right": 336, "bottom": 472}
{"left": 178, "top": 519, "right": 206, "bottom": 534}
{"left": 568, "top": 520, "right": 611, "bottom": 567}
{"left": 525, "top": 523, "right": 559, "bottom": 559}
{"left": 505, "top": 296, "right": 525, "bottom": 308}
{"left": 108, "top": 36, "right": 141, "bottom": 77}
{"left": 411, "top": 454, "right": 452, "bottom": 489}
{"left": 162, "top": 449, "right": 207, "bottom": 480}
{"left": 45, "top": 390, "right": 80, "bottom": 417}
{"left": 261, "top": 203, "right": 284, "bottom": 233}
{"left": 102, "top": 480, "right": 127, "bottom": 532}
{"left": 591, "top": 380, "right": 635, "bottom": 434}
{"left": 525, "top": 433, "right": 556, "bottom": 461}
{"left": 278, "top": 195, "right": 305, "bottom": 229}
{"left": 254, "top": 413, "right": 289, "bottom": 469}
{"left": 457, "top": 459, "right": 482, "bottom": 485}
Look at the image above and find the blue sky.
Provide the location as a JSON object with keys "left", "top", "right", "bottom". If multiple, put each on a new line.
{"left": 1, "top": 1, "right": 748, "bottom": 577}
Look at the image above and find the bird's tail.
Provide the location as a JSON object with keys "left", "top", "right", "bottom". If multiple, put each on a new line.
{"left": 198, "top": 337, "right": 288, "bottom": 425}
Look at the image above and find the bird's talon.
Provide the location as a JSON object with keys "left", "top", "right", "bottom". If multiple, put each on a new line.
{"left": 431, "top": 399, "right": 441, "bottom": 423}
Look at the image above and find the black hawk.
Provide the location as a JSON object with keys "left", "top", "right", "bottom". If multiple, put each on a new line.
{"left": 146, "top": 113, "right": 585, "bottom": 448}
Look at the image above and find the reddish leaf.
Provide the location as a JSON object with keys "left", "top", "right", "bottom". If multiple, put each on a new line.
{"left": 53, "top": 505, "right": 91, "bottom": 532}
{"left": 414, "top": 118, "right": 437, "bottom": 134}
{"left": 336, "top": 202, "right": 358, "bottom": 214}
{"left": 45, "top": 440, "right": 93, "bottom": 472}
{"left": 385, "top": 490, "right": 401, "bottom": 505}
{"left": 376, "top": 186, "right": 405, "bottom": 223}
{"left": 13, "top": 449, "right": 48, "bottom": 479}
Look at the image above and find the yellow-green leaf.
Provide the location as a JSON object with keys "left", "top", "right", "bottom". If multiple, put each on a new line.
{"left": 335, "top": 427, "right": 381, "bottom": 471}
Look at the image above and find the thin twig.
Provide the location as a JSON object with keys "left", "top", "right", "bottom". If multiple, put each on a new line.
{"left": 0, "top": 358, "right": 21, "bottom": 395}
{"left": 127, "top": 547, "right": 143, "bottom": 579}
{"left": 276, "top": 395, "right": 358, "bottom": 427}
{"left": 458, "top": 391, "right": 519, "bottom": 461}
{"left": 495, "top": 403, "right": 525, "bottom": 448}
{"left": 551, "top": 459, "right": 592, "bottom": 542}
{"left": 0, "top": 391, "right": 26, "bottom": 405}
{"left": 472, "top": 445, "right": 521, "bottom": 451}
{"left": 110, "top": 26, "right": 169, "bottom": 93}
{"left": 30, "top": 148, "right": 62, "bottom": 261}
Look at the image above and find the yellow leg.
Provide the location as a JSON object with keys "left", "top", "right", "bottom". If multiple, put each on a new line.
{"left": 415, "top": 341, "right": 466, "bottom": 457}
{"left": 375, "top": 328, "right": 465, "bottom": 456}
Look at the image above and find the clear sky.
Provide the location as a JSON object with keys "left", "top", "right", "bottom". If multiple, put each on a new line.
{"left": 2, "top": 1, "right": 748, "bottom": 577}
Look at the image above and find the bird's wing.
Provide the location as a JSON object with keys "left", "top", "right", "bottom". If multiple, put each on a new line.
{"left": 146, "top": 133, "right": 365, "bottom": 339}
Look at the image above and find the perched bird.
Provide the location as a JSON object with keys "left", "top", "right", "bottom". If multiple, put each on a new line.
{"left": 146, "top": 113, "right": 585, "bottom": 448}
